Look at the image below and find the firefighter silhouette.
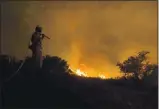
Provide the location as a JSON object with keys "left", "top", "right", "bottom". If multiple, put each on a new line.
{"left": 29, "top": 25, "right": 50, "bottom": 69}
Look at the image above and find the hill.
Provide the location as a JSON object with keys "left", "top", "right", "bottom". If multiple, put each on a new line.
{"left": 0, "top": 55, "right": 158, "bottom": 109}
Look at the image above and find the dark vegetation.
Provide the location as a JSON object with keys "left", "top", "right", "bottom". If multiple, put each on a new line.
{"left": 0, "top": 51, "right": 158, "bottom": 109}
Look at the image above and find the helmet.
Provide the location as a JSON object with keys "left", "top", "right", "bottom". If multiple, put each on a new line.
{"left": 35, "top": 25, "right": 42, "bottom": 32}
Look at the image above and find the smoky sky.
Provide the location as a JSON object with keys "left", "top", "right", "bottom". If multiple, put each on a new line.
{"left": 1, "top": 1, "right": 157, "bottom": 77}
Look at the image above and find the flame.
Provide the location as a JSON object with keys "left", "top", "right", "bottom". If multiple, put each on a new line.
{"left": 70, "top": 64, "right": 107, "bottom": 79}
{"left": 76, "top": 69, "right": 88, "bottom": 77}
{"left": 98, "top": 74, "right": 106, "bottom": 79}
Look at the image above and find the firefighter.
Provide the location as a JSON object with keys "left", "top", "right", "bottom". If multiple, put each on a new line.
{"left": 29, "top": 25, "right": 50, "bottom": 69}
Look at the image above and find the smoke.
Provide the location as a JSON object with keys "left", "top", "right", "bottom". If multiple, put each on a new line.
{"left": 1, "top": 1, "right": 157, "bottom": 78}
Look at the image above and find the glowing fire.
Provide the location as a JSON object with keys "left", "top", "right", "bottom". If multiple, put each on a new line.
{"left": 98, "top": 74, "right": 106, "bottom": 79}
{"left": 76, "top": 69, "right": 88, "bottom": 77}
{"left": 70, "top": 64, "right": 106, "bottom": 79}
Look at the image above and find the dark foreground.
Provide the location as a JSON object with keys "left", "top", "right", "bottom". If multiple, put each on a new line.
{"left": 2, "top": 73, "right": 157, "bottom": 109}
{"left": 1, "top": 55, "right": 158, "bottom": 109}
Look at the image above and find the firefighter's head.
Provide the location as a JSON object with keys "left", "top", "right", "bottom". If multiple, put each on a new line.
{"left": 35, "top": 25, "right": 42, "bottom": 32}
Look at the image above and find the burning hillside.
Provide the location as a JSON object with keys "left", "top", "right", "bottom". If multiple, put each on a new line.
{"left": 70, "top": 64, "right": 106, "bottom": 79}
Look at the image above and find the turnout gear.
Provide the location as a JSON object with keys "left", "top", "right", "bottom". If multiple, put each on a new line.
{"left": 29, "top": 25, "right": 50, "bottom": 69}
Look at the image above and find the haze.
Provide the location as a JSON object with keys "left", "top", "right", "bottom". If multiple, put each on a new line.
{"left": 1, "top": 1, "right": 157, "bottom": 78}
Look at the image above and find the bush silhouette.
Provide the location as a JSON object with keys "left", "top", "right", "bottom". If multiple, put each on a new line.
{"left": 117, "top": 51, "right": 153, "bottom": 80}
{"left": 42, "top": 55, "right": 70, "bottom": 75}
{"left": 0, "top": 54, "right": 157, "bottom": 109}
{"left": 116, "top": 51, "right": 158, "bottom": 89}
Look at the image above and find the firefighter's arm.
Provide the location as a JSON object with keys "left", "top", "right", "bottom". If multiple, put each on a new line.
{"left": 41, "top": 34, "right": 50, "bottom": 39}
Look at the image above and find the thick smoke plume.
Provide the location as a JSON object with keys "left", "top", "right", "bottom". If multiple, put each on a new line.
{"left": 1, "top": 1, "right": 157, "bottom": 77}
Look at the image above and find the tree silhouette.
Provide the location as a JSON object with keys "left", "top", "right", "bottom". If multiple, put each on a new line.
{"left": 116, "top": 51, "right": 154, "bottom": 81}
{"left": 0, "top": 53, "right": 157, "bottom": 108}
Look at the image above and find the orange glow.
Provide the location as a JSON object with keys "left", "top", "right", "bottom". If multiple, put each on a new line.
{"left": 75, "top": 69, "right": 88, "bottom": 77}
{"left": 21, "top": 1, "right": 156, "bottom": 79}
{"left": 98, "top": 74, "right": 106, "bottom": 79}
{"left": 70, "top": 64, "right": 112, "bottom": 79}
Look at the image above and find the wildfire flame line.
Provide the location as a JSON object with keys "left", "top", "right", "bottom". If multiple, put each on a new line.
{"left": 98, "top": 74, "right": 106, "bottom": 79}
{"left": 76, "top": 69, "right": 88, "bottom": 77}
{"left": 70, "top": 67, "right": 106, "bottom": 79}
